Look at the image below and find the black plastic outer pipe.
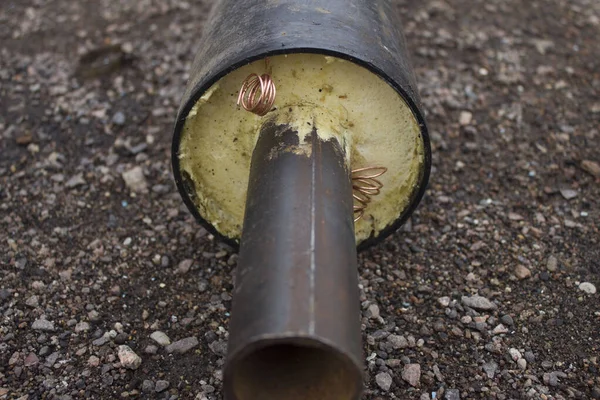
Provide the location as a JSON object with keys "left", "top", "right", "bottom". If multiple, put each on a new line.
{"left": 225, "top": 121, "right": 362, "bottom": 400}
{"left": 172, "top": 0, "right": 431, "bottom": 250}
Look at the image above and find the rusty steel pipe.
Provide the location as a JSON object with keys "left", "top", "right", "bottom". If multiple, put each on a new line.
{"left": 224, "top": 121, "right": 363, "bottom": 400}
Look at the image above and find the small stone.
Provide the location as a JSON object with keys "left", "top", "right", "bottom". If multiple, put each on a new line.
{"left": 581, "top": 160, "right": 600, "bottom": 177}
{"left": 547, "top": 256, "right": 558, "bottom": 272}
{"left": 445, "top": 389, "right": 461, "bottom": 400}
{"left": 500, "top": 315, "right": 514, "bottom": 326}
{"left": 492, "top": 324, "right": 508, "bottom": 334}
{"left": 461, "top": 295, "right": 497, "bottom": 311}
{"left": 155, "top": 380, "right": 170, "bottom": 393}
{"left": 515, "top": 265, "right": 531, "bottom": 280}
{"left": 165, "top": 337, "right": 199, "bottom": 354}
{"left": 118, "top": 345, "right": 142, "bottom": 370}
{"left": 543, "top": 372, "right": 559, "bottom": 387}
{"left": 591, "top": 386, "right": 600, "bottom": 399}
{"left": 92, "top": 336, "right": 109, "bottom": 346}
{"left": 144, "top": 345, "right": 158, "bottom": 354}
{"left": 25, "top": 295, "right": 39, "bottom": 308}
{"left": 459, "top": 111, "right": 473, "bottom": 126}
{"left": 150, "top": 331, "right": 171, "bottom": 346}
{"left": 142, "top": 380, "right": 154, "bottom": 393}
{"left": 578, "top": 282, "right": 596, "bottom": 294}
{"left": 177, "top": 259, "right": 193, "bottom": 274}
{"left": 483, "top": 361, "right": 497, "bottom": 378}
{"left": 24, "top": 352, "right": 39, "bottom": 367}
{"left": 375, "top": 372, "right": 392, "bottom": 391}
{"left": 560, "top": 188, "right": 578, "bottom": 200}
{"left": 402, "top": 364, "right": 421, "bottom": 387}
{"left": 66, "top": 173, "right": 86, "bottom": 188}
{"left": 524, "top": 351, "right": 535, "bottom": 363}
{"left": 114, "top": 333, "right": 128, "bottom": 345}
{"left": 122, "top": 166, "right": 148, "bottom": 193}
{"left": 438, "top": 296, "right": 451, "bottom": 307}
{"left": 517, "top": 358, "right": 527, "bottom": 370}
{"left": 367, "top": 304, "right": 380, "bottom": 319}
{"left": 508, "top": 348, "right": 522, "bottom": 361}
{"left": 88, "top": 356, "right": 100, "bottom": 367}
{"left": 75, "top": 322, "right": 90, "bottom": 332}
{"left": 387, "top": 334, "right": 409, "bottom": 349}
{"left": 32, "top": 319, "right": 55, "bottom": 332}
{"left": 112, "top": 111, "right": 126, "bottom": 126}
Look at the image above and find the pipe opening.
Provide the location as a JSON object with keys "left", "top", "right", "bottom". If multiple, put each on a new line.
{"left": 231, "top": 343, "right": 361, "bottom": 400}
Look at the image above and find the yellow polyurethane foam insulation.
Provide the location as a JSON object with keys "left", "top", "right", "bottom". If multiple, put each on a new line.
{"left": 179, "top": 53, "right": 425, "bottom": 245}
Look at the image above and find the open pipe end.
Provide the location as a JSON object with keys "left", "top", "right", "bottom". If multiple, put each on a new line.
{"left": 226, "top": 339, "right": 363, "bottom": 400}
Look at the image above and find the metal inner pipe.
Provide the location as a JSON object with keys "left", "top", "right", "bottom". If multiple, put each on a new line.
{"left": 224, "top": 121, "right": 364, "bottom": 400}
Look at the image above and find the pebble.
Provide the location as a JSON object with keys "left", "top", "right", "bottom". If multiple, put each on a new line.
{"left": 581, "top": 160, "right": 600, "bottom": 177}
{"left": 24, "top": 352, "right": 39, "bottom": 367}
{"left": 112, "top": 111, "right": 126, "bottom": 126}
{"left": 375, "top": 372, "right": 392, "bottom": 391}
{"left": 165, "top": 337, "right": 199, "bottom": 354}
{"left": 500, "top": 314, "right": 514, "bottom": 326}
{"left": 483, "top": 361, "right": 497, "bottom": 378}
{"left": 517, "top": 358, "right": 527, "bottom": 370}
{"left": 177, "top": 259, "right": 193, "bottom": 274}
{"left": 438, "top": 296, "right": 451, "bottom": 307}
{"left": 367, "top": 304, "right": 380, "bottom": 319}
{"left": 445, "top": 389, "right": 461, "bottom": 400}
{"left": 514, "top": 265, "right": 531, "bottom": 280}
{"left": 32, "top": 319, "right": 55, "bottom": 332}
{"left": 155, "top": 380, "right": 170, "bottom": 393}
{"left": 402, "top": 363, "right": 421, "bottom": 387}
{"left": 144, "top": 345, "right": 158, "bottom": 354}
{"left": 547, "top": 256, "right": 558, "bottom": 272}
{"left": 75, "top": 321, "right": 90, "bottom": 332}
{"left": 461, "top": 295, "right": 497, "bottom": 311}
{"left": 492, "top": 324, "right": 508, "bottom": 334}
{"left": 150, "top": 331, "right": 171, "bottom": 346}
{"left": 560, "top": 188, "right": 578, "bottom": 200}
{"left": 25, "top": 295, "right": 39, "bottom": 308}
{"left": 543, "top": 371, "right": 566, "bottom": 387}
{"left": 459, "top": 111, "right": 473, "bottom": 126}
{"left": 88, "top": 356, "right": 100, "bottom": 367}
{"left": 508, "top": 348, "right": 522, "bottom": 361}
{"left": 387, "top": 334, "right": 409, "bottom": 349}
{"left": 122, "top": 166, "right": 148, "bottom": 193}
{"left": 117, "top": 345, "right": 142, "bottom": 370}
{"left": 142, "top": 380, "right": 154, "bottom": 393}
{"left": 65, "top": 173, "right": 86, "bottom": 188}
{"left": 524, "top": 351, "right": 535, "bottom": 363}
{"left": 591, "top": 386, "right": 600, "bottom": 399}
{"left": 578, "top": 282, "right": 596, "bottom": 294}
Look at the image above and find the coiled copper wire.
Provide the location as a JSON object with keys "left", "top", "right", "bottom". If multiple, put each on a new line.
{"left": 237, "top": 73, "right": 277, "bottom": 116}
{"left": 352, "top": 166, "right": 388, "bottom": 222}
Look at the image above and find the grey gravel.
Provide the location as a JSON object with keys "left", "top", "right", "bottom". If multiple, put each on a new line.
{"left": 142, "top": 380, "right": 154, "bottom": 393}
{"left": 32, "top": 319, "right": 55, "bottom": 332}
{"left": 121, "top": 166, "right": 148, "bottom": 193}
{"left": 375, "top": 372, "right": 392, "bottom": 391}
{"left": 461, "top": 295, "right": 497, "bottom": 311}
{"left": 150, "top": 331, "right": 171, "bottom": 346}
{"left": 483, "top": 361, "right": 498, "bottom": 379}
{"left": 445, "top": 389, "right": 461, "bottom": 400}
{"left": 117, "top": 345, "right": 142, "bottom": 370}
{"left": 578, "top": 282, "right": 597, "bottom": 294}
{"left": 402, "top": 363, "right": 421, "bottom": 387}
{"left": 165, "top": 337, "right": 199, "bottom": 354}
{"left": 155, "top": 380, "right": 170, "bottom": 393}
{"left": 387, "top": 334, "right": 409, "bottom": 349}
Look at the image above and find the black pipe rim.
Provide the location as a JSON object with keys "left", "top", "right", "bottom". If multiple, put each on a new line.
{"left": 172, "top": 48, "right": 431, "bottom": 252}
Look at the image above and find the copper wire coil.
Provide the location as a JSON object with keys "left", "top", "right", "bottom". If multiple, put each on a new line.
{"left": 237, "top": 73, "right": 276, "bottom": 116}
{"left": 352, "top": 166, "right": 388, "bottom": 222}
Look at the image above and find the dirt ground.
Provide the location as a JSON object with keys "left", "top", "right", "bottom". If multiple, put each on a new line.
{"left": 1, "top": 0, "right": 599, "bottom": 399}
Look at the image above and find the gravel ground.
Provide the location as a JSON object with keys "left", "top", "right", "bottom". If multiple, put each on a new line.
{"left": 1, "top": 0, "right": 599, "bottom": 399}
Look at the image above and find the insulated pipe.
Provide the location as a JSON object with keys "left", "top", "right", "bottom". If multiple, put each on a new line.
{"left": 171, "top": 0, "right": 432, "bottom": 399}
{"left": 225, "top": 121, "right": 362, "bottom": 400}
